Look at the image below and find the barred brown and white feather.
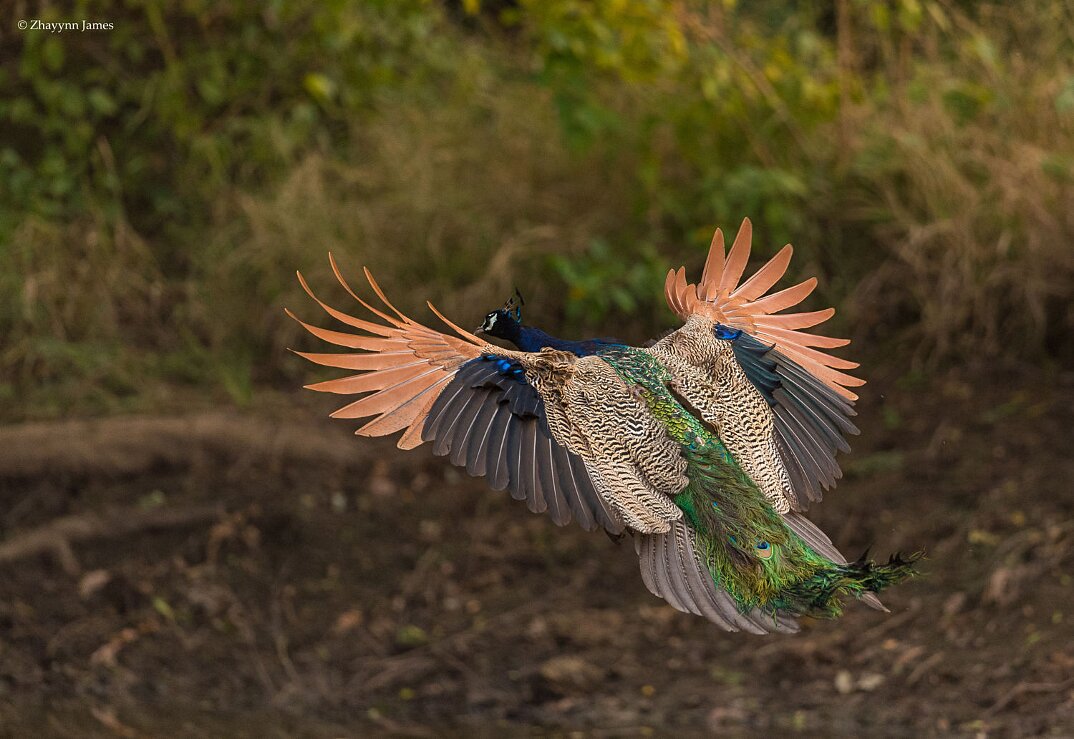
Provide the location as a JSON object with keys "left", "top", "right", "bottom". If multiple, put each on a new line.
{"left": 649, "top": 317, "right": 794, "bottom": 513}
{"left": 513, "top": 349, "right": 687, "bottom": 533}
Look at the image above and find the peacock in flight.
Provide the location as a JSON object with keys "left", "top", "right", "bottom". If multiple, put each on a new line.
{"left": 289, "top": 218, "right": 917, "bottom": 634}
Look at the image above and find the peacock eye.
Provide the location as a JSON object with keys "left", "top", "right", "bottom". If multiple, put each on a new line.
{"left": 756, "top": 541, "right": 774, "bottom": 559}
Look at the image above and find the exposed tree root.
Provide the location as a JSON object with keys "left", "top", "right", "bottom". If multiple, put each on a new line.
{"left": 0, "top": 412, "right": 368, "bottom": 480}
{"left": 0, "top": 504, "right": 223, "bottom": 574}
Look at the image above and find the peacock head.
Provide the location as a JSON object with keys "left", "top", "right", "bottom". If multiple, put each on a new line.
{"left": 477, "top": 289, "right": 525, "bottom": 340}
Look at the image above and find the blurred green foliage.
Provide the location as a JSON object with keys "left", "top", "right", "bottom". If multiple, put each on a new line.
{"left": 1, "top": 0, "right": 1073, "bottom": 419}
{"left": 551, "top": 239, "right": 668, "bottom": 326}
{"left": 2, "top": 1, "right": 443, "bottom": 233}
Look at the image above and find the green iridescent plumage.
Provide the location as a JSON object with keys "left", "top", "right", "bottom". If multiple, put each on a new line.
{"left": 599, "top": 346, "right": 917, "bottom": 620}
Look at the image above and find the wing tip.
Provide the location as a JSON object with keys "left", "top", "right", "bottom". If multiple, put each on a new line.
{"left": 426, "top": 300, "right": 484, "bottom": 346}
{"left": 861, "top": 592, "right": 888, "bottom": 612}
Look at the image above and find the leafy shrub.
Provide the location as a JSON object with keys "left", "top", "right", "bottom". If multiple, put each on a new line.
{"left": 1, "top": 0, "right": 1072, "bottom": 418}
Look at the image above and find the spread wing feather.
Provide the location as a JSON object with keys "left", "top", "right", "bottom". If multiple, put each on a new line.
{"left": 664, "top": 218, "right": 863, "bottom": 401}
{"left": 290, "top": 258, "right": 622, "bottom": 534}
{"left": 422, "top": 357, "right": 622, "bottom": 532}
{"left": 657, "top": 219, "right": 864, "bottom": 510}
{"left": 730, "top": 332, "right": 860, "bottom": 507}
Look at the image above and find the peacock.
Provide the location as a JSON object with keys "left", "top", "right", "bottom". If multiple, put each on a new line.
{"left": 289, "top": 218, "right": 917, "bottom": 634}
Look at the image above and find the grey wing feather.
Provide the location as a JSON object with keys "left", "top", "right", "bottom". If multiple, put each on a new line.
{"left": 651, "top": 532, "right": 688, "bottom": 612}
{"left": 774, "top": 402, "right": 838, "bottom": 496}
{"left": 728, "top": 331, "right": 860, "bottom": 508}
{"left": 518, "top": 420, "right": 543, "bottom": 514}
{"left": 782, "top": 511, "right": 847, "bottom": 563}
{"left": 465, "top": 395, "right": 501, "bottom": 476}
{"left": 775, "top": 386, "right": 851, "bottom": 451}
{"left": 422, "top": 358, "right": 622, "bottom": 534}
{"left": 778, "top": 435, "right": 813, "bottom": 512}
{"left": 635, "top": 521, "right": 799, "bottom": 634}
{"left": 550, "top": 442, "right": 594, "bottom": 530}
{"left": 776, "top": 357, "right": 859, "bottom": 433}
{"left": 538, "top": 434, "right": 570, "bottom": 526}
{"left": 488, "top": 415, "right": 513, "bottom": 490}
{"left": 426, "top": 382, "right": 472, "bottom": 453}
{"left": 766, "top": 350, "right": 859, "bottom": 506}
{"left": 477, "top": 401, "right": 512, "bottom": 485}
{"left": 505, "top": 415, "right": 526, "bottom": 502}
{"left": 566, "top": 451, "right": 622, "bottom": 533}
{"left": 451, "top": 392, "right": 494, "bottom": 468}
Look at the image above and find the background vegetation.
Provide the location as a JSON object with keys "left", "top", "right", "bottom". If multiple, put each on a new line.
{"left": 3, "top": 0, "right": 1073, "bottom": 419}
{"left": 2, "top": 5, "right": 1073, "bottom": 735}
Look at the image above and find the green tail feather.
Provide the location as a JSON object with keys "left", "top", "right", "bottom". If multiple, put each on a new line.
{"left": 599, "top": 346, "right": 919, "bottom": 620}
{"left": 779, "top": 551, "right": 922, "bottom": 618}
{"left": 674, "top": 446, "right": 919, "bottom": 620}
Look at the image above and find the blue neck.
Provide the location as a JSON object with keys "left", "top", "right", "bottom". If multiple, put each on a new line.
{"left": 511, "top": 324, "right": 618, "bottom": 356}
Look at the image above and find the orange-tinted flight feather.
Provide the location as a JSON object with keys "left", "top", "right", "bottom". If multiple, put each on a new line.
{"left": 289, "top": 259, "right": 485, "bottom": 449}
{"left": 664, "top": 218, "right": 863, "bottom": 400}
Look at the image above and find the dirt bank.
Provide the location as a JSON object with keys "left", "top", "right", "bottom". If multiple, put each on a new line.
{"left": 0, "top": 367, "right": 1071, "bottom": 736}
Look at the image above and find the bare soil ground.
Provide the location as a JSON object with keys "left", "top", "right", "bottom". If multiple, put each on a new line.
{"left": 0, "top": 366, "right": 1072, "bottom": 737}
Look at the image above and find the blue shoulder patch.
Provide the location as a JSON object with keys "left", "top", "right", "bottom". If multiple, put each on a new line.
{"left": 480, "top": 353, "right": 527, "bottom": 380}
{"left": 714, "top": 324, "right": 742, "bottom": 341}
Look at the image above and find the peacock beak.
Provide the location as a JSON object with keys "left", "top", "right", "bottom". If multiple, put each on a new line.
{"left": 474, "top": 326, "right": 485, "bottom": 335}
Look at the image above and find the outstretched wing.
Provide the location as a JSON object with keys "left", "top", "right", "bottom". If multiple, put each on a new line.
{"left": 663, "top": 218, "right": 863, "bottom": 400}
{"left": 654, "top": 218, "right": 862, "bottom": 511}
{"left": 728, "top": 331, "right": 860, "bottom": 509}
{"left": 422, "top": 356, "right": 622, "bottom": 533}
{"left": 289, "top": 256, "right": 621, "bottom": 533}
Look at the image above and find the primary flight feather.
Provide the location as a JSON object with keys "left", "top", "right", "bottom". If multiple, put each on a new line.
{"left": 290, "top": 218, "right": 916, "bottom": 634}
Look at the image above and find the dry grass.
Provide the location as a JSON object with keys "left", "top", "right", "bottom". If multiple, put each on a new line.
{"left": 0, "top": 74, "right": 642, "bottom": 416}
{"left": 3, "top": 2, "right": 1073, "bottom": 419}
{"left": 840, "top": 2, "right": 1074, "bottom": 360}
{"left": 203, "top": 83, "right": 640, "bottom": 378}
